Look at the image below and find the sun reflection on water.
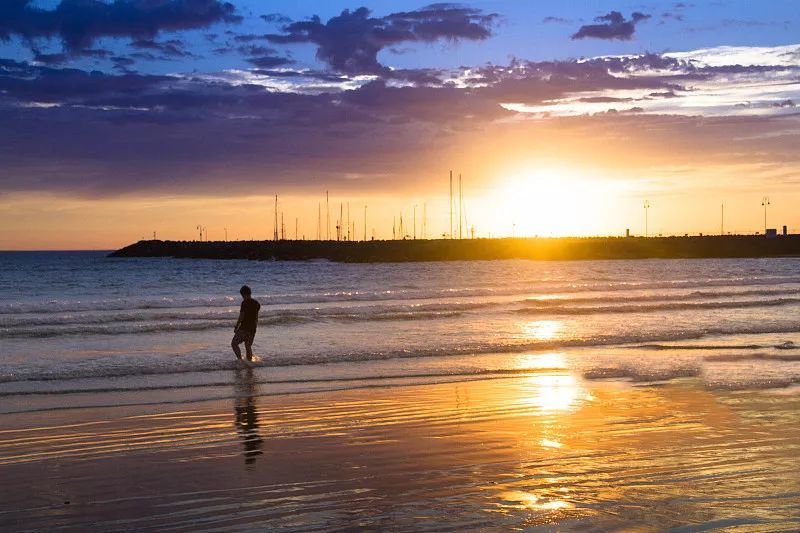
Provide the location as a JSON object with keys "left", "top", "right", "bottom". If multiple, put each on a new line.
{"left": 522, "top": 320, "right": 563, "bottom": 340}
{"left": 513, "top": 352, "right": 568, "bottom": 370}
{"left": 522, "top": 373, "right": 588, "bottom": 414}
{"left": 498, "top": 490, "right": 574, "bottom": 512}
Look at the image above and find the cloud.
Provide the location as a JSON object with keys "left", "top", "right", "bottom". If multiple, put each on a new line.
{"left": 246, "top": 54, "right": 294, "bottom": 68}
{"left": 571, "top": 11, "right": 651, "bottom": 40}
{"left": 0, "top": 45, "right": 797, "bottom": 197}
{"left": 542, "top": 16, "right": 571, "bottom": 25}
{"left": 212, "top": 42, "right": 294, "bottom": 68}
{"left": 31, "top": 49, "right": 68, "bottom": 65}
{"left": 262, "top": 4, "right": 498, "bottom": 74}
{"left": 131, "top": 39, "right": 194, "bottom": 59}
{"left": 660, "top": 12, "right": 684, "bottom": 23}
{"left": 0, "top": 0, "right": 240, "bottom": 52}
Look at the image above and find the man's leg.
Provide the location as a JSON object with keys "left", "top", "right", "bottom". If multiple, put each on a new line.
{"left": 231, "top": 333, "right": 243, "bottom": 360}
{"left": 244, "top": 333, "right": 254, "bottom": 361}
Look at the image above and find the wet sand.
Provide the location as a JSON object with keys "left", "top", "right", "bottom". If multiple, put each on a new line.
{"left": 1, "top": 370, "right": 799, "bottom": 531}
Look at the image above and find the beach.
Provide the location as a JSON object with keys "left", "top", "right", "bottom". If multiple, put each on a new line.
{"left": 2, "top": 252, "right": 800, "bottom": 530}
{"left": 2, "top": 373, "right": 799, "bottom": 531}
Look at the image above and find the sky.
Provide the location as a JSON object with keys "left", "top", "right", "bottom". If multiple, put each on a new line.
{"left": 0, "top": 0, "right": 798, "bottom": 249}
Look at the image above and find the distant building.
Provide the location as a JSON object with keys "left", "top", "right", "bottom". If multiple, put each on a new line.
{"left": 765, "top": 228, "right": 777, "bottom": 238}
{"left": 783, "top": 225, "right": 788, "bottom": 236}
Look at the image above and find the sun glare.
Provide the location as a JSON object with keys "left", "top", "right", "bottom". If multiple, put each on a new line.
{"left": 489, "top": 167, "right": 624, "bottom": 237}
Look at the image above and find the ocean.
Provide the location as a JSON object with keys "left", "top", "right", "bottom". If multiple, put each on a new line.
{"left": 1, "top": 251, "right": 799, "bottom": 413}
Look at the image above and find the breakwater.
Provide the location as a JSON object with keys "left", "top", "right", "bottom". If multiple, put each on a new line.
{"left": 109, "top": 235, "right": 800, "bottom": 262}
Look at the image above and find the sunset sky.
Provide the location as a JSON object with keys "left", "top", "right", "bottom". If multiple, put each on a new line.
{"left": 1, "top": 0, "right": 798, "bottom": 249}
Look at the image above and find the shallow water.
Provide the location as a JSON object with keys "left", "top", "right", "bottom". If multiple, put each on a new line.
{"left": 0, "top": 376, "right": 798, "bottom": 531}
{"left": 2, "top": 252, "right": 800, "bottom": 530}
{"left": 1, "top": 252, "right": 800, "bottom": 413}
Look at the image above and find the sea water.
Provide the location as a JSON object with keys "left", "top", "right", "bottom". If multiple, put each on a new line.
{"left": 1, "top": 251, "right": 799, "bottom": 412}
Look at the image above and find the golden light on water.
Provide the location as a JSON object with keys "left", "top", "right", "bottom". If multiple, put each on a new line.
{"left": 523, "top": 374, "right": 586, "bottom": 414}
{"left": 498, "top": 491, "right": 574, "bottom": 512}
{"left": 513, "top": 352, "right": 568, "bottom": 370}
{"left": 521, "top": 320, "right": 564, "bottom": 341}
{"left": 539, "top": 438, "right": 563, "bottom": 448}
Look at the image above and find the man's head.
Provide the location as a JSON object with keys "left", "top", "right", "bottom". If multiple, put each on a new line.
{"left": 239, "top": 285, "right": 252, "bottom": 299}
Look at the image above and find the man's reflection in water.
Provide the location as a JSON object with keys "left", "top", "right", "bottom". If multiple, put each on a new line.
{"left": 234, "top": 366, "right": 263, "bottom": 466}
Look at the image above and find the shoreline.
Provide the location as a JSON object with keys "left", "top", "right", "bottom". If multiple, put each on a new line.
{"left": 1, "top": 374, "right": 798, "bottom": 531}
{"left": 109, "top": 235, "right": 800, "bottom": 262}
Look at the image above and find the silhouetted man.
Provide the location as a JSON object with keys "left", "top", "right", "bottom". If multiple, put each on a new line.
{"left": 232, "top": 285, "right": 261, "bottom": 362}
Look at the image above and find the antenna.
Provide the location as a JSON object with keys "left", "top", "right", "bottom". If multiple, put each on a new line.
{"left": 364, "top": 205, "right": 367, "bottom": 241}
{"left": 274, "top": 195, "right": 278, "bottom": 241}
{"left": 317, "top": 203, "right": 321, "bottom": 240}
{"left": 413, "top": 205, "right": 417, "bottom": 240}
{"left": 224, "top": 227, "right": 227, "bottom": 241}
{"left": 423, "top": 203, "right": 427, "bottom": 240}
{"left": 449, "top": 170, "right": 453, "bottom": 239}
{"left": 295, "top": 217, "right": 298, "bottom": 240}
{"left": 326, "top": 190, "right": 330, "bottom": 240}
{"left": 762, "top": 196, "right": 770, "bottom": 234}
{"left": 458, "top": 173, "right": 463, "bottom": 239}
{"left": 721, "top": 204, "right": 724, "bottom": 235}
{"left": 643, "top": 200, "right": 650, "bottom": 237}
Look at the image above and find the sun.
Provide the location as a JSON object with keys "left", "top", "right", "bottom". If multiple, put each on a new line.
{"left": 489, "top": 167, "right": 623, "bottom": 237}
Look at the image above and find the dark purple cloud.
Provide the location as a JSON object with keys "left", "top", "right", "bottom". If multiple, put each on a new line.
{"left": 246, "top": 54, "right": 294, "bottom": 68}
{"left": 130, "top": 39, "right": 194, "bottom": 59}
{"left": 0, "top": 0, "right": 240, "bottom": 52}
{"left": 263, "top": 4, "right": 498, "bottom": 74}
{"left": 212, "top": 43, "right": 294, "bottom": 68}
{"left": 31, "top": 49, "right": 68, "bottom": 65}
{"left": 571, "top": 11, "right": 651, "bottom": 40}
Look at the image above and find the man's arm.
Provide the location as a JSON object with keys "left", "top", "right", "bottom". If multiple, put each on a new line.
{"left": 234, "top": 310, "right": 243, "bottom": 331}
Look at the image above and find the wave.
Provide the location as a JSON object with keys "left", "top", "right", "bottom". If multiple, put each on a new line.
{"left": 2, "top": 322, "right": 799, "bottom": 384}
{"left": 3, "top": 277, "right": 800, "bottom": 316}
{"left": 0, "top": 367, "right": 548, "bottom": 397}
{"left": 523, "top": 287, "right": 800, "bottom": 306}
{"left": 515, "top": 298, "right": 800, "bottom": 316}
{"left": 583, "top": 365, "right": 701, "bottom": 382}
{"left": 0, "top": 310, "right": 466, "bottom": 338}
{"left": 628, "top": 343, "right": 765, "bottom": 351}
{"left": 0, "top": 300, "right": 500, "bottom": 338}
{"left": 703, "top": 353, "right": 800, "bottom": 362}
{"left": 4, "top": 289, "right": 800, "bottom": 337}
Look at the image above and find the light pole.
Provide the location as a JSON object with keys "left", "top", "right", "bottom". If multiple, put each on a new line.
{"left": 762, "top": 196, "right": 770, "bottom": 234}
{"left": 643, "top": 200, "right": 650, "bottom": 237}
{"left": 364, "top": 205, "right": 367, "bottom": 241}
{"left": 413, "top": 205, "right": 417, "bottom": 240}
{"left": 224, "top": 227, "right": 227, "bottom": 241}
